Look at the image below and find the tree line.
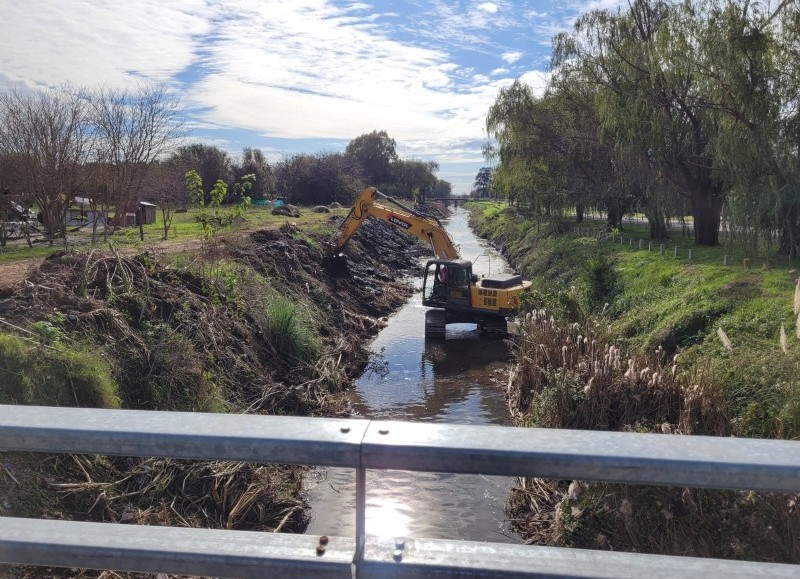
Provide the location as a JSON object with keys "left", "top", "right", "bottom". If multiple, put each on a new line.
{"left": 0, "top": 83, "right": 450, "bottom": 244}
{"left": 483, "top": 0, "right": 800, "bottom": 255}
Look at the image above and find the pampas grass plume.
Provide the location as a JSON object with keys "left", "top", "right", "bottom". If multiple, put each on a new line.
{"left": 794, "top": 279, "right": 800, "bottom": 316}
{"left": 780, "top": 323, "right": 788, "bottom": 354}
{"left": 796, "top": 312, "right": 800, "bottom": 341}
{"left": 717, "top": 327, "right": 732, "bottom": 351}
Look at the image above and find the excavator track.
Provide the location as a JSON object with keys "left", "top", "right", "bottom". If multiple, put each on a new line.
{"left": 481, "top": 317, "right": 508, "bottom": 340}
{"left": 424, "top": 309, "right": 446, "bottom": 339}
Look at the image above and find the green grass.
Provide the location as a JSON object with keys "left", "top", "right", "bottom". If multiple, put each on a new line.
{"left": 265, "top": 296, "right": 321, "bottom": 366}
{"left": 469, "top": 202, "right": 800, "bottom": 439}
{"left": 0, "top": 244, "right": 61, "bottom": 263}
{"left": 0, "top": 333, "right": 121, "bottom": 409}
{"left": 0, "top": 205, "right": 349, "bottom": 263}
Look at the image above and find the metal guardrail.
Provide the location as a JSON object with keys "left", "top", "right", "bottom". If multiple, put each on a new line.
{"left": 1, "top": 405, "right": 799, "bottom": 578}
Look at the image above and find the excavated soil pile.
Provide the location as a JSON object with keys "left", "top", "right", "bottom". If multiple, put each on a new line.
{"left": 0, "top": 216, "right": 427, "bottom": 578}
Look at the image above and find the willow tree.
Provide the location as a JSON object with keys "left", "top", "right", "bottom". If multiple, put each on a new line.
{"left": 486, "top": 76, "right": 634, "bottom": 226}
{"left": 702, "top": 0, "right": 800, "bottom": 256}
{"left": 553, "top": 0, "right": 734, "bottom": 246}
{"left": 486, "top": 80, "right": 600, "bottom": 216}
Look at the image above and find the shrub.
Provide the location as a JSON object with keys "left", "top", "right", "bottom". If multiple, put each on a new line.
{"left": 583, "top": 252, "right": 620, "bottom": 313}
{"left": 0, "top": 333, "right": 121, "bottom": 408}
{"left": 266, "top": 297, "right": 320, "bottom": 365}
{"left": 0, "top": 333, "right": 36, "bottom": 404}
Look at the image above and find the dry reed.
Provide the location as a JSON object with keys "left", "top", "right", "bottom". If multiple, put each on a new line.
{"left": 506, "top": 310, "right": 799, "bottom": 563}
{"left": 797, "top": 311, "right": 800, "bottom": 341}
{"left": 717, "top": 327, "right": 732, "bottom": 351}
{"left": 781, "top": 323, "right": 789, "bottom": 354}
{"left": 508, "top": 309, "right": 729, "bottom": 436}
{"left": 794, "top": 279, "right": 800, "bottom": 316}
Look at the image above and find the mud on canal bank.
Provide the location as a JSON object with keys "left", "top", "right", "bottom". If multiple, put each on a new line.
{"left": 0, "top": 215, "right": 429, "bottom": 578}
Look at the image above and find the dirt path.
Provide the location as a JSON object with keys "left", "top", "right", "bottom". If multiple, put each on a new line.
{"left": 0, "top": 258, "right": 43, "bottom": 289}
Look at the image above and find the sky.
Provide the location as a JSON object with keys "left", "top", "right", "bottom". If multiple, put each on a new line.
{"left": 0, "top": 0, "right": 622, "bottom": 194}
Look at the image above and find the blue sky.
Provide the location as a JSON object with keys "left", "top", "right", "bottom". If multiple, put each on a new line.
{"left": 0, "top": 1, "right": 621, "bottom": 194}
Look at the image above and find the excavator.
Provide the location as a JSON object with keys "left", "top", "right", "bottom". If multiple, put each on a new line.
{"left": 324, "top": 187, "right": 531, "bottom": 339}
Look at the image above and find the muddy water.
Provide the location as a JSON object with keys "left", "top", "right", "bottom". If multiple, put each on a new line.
{"left": 305, "top": 208, "right": 521, "bottom": 543}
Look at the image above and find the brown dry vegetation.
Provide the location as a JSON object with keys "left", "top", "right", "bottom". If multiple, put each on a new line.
{"left": 506, "top": 310, "right": 800, "bottom": 562}
{"left": 0, "top": 214, "right": 428, "bottom": 578}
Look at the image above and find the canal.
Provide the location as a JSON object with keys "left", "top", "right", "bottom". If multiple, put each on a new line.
{"left": 305, "top": 207, "right": 521, "bottom": 543}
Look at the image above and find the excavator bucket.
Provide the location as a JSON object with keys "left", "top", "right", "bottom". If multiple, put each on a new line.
{"left": 322, "top": 253, "right": 350, "bottom": 277}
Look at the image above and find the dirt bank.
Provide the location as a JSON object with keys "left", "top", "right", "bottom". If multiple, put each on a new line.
{"left": 0, "top": 214, "right": 428, "bottom": 578}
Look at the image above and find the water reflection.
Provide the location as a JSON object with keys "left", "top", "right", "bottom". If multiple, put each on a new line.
{"left": 304, "top": 209, "right": 521, "bottom": 543}
{"left": 350, "top": 332, "right": 511, "bottom": 423}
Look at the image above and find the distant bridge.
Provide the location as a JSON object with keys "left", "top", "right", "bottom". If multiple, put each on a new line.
{"left": 427, "top": 197, "right": 469, "bottom": 207}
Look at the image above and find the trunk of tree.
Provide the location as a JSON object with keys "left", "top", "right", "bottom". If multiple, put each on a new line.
{"left": 645, "top": 204, "right": 668, "bottom": 240}
{"left": 689, "top": 187, "right": 724, "bottom": 246}
{"left": 575, "top": 204, "right": 584, "bottom": 223}
{"left": 41, "top": 204, "right": 64, "bottom": 245}
{"left": 22, "top": 224, "right": 33, "bottom": 248}
{"left": 779, "top": 202, "right": 799, "bottom": 258}
{"left": 606, "top": 199, "right": 625, "bottom": 229}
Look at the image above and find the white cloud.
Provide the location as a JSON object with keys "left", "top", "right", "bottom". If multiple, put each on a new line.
{"left": 0, "top": 0, "right": 214, "bottom": 89}
{"left": 501, "top": 51, "right": 524, "bottom": 64}
{"left": 518, "top": 70, "right": 550, "bottom": 95}
{"left": 186, "top": 1, "right": 519, "bottom": 155}
{"left": 0, "top": 0, "right": 567, "bottom": 193}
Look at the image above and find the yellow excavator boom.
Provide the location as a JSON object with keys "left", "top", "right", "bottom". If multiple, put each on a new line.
{"left": 333, "top": 187, "right": 459, "bottom": 260}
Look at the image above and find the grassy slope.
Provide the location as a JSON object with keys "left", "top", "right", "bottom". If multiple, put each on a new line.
{"left": 470, "top": 202, "right": 799, "bottom": 437}
{"left": 469, "top": 202, "right": 800, "bottom": 561}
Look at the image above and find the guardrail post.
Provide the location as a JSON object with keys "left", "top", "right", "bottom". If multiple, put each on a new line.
{"left": 356, "top": 465, "right": 366, "bottom": 557}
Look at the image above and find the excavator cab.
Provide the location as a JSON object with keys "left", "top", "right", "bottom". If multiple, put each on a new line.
{"left": 422, "top": 259, "right": 472, "bottom": 309}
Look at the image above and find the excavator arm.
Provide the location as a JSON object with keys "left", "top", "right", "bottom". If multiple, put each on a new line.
{"left": 333, "top": 187, "right": 459, "bottom": 259}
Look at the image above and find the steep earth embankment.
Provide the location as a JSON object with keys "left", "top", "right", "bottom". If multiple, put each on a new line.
{"left": 0, "top": 214, "right": 429, "bottom": 577}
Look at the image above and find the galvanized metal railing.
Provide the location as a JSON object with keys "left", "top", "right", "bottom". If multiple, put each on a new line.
{"left": 1, "top": 405, "right": 799, "bottom": 578}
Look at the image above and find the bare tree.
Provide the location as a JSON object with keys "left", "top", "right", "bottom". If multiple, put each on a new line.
{"left": 87, "top": 84, "right": 184, "bottom": 225}
{"left": 141, "top": 159, "right": 190, "bottom": 240}
{"left": 0, "top": 86, "right": 94, "bottom": 245}
{"left": 82, "top": 161, "right": 113, "bottom": 244}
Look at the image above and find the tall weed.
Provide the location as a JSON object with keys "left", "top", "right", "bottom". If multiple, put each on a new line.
{"left": 583, "top": 252, "right": 620, "bottom": 314}
{"left": 266, "top": 297, "right": 320, "bottom": 365}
